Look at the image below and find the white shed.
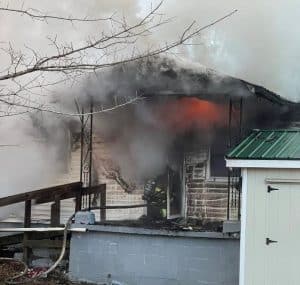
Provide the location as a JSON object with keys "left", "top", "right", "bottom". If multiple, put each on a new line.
{"left": 226, "top": 129, "right": 300, "bottom": 285}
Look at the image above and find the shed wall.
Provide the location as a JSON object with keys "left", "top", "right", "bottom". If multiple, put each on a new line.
{"left": 243, "top": 168, "right": 300, "bottom": 285}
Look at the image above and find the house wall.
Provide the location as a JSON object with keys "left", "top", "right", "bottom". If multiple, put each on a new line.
{"left": 92, "top": 138, "right": 146, "bottom": 220}
{"left": 29, "top": 139, "right": 145, "bottom": 224}
{"left": 77, "top": 142, "right": 230, "bottom": 222}
{"left": 242, "top": 168, "right": 300, "bottom": 285}
{"left": 69, "top": 225, "right": 240, "bottom": 285}
{"left": 185, "top": 149, "right": 229, "bottom": 221}
{"left": 44, "top": 140, "right": 230, "bottom": 223}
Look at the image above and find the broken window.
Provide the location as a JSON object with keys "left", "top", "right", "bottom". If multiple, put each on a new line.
{"left": 209, "top": 136, "right": 228, "bottom": 178}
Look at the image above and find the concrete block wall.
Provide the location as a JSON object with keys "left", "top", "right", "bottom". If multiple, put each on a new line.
{"left": 186, "top": 180, "right": 228, "bottom": 220}
{"left": 185, "top": 150, "right": 228, "bottom": 221}
{"left": 69, "top": 226, "right": 239, "bottom": 285}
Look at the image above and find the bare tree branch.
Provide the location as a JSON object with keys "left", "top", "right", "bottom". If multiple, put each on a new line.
{"left": 0, "top": 5, "right": 236, "bottom": 81}
{"left": 0, "top": 0, "right": 237, "bottom": 117}
{"left": 0, "top": 7, "right": 115, "bottom": 22}
{"left": 0, "top": 95, "right": 143, "bottom": 117}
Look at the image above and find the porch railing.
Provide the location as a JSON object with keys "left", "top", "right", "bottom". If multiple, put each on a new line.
{"left": 227, "top": 168, "right": 242, "bottom": 220}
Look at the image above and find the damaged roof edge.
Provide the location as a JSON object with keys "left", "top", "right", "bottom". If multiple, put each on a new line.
{"left": 111, "top": 56, "right": 298, "bottom": 106}
{"left": 240, "top": 80, "right": 296, "bottom": 106}
{"left": 141, "top": 79, "right": 296, "bottom": 106}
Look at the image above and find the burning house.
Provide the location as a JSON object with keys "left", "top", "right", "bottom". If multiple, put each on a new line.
{"left": 0, "top": 56, "right": 299, "bottom": 285}
{"left": 66, "top": 55, "right": 297, "bottom": 223}
{"left": 63, "top": 56, "right": 299, "bottom": 285}
{"left": 0, "top": 55, "right": 296, "bottom": 225}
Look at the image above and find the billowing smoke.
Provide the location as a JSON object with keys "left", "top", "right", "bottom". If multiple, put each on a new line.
{"left": 58, "top": 56, "right": 241, "bottom": 184}
{"left": 2, "top": 0, "right": 300, "bottom": 100}
{"left": 146, "top": 0, "right": 300, "bottom": 101}
{"left": 0, "top": 113, "right": 69, "bottom": 218}
{"left": 90, "top": 97, "right": 226, "bottom": 183}
{"left": 0, "top": 0, "right": 143, "bottom": 218}
{"left": 59, "top": 54, "right": 292, "bottom": 186}
{"left": 0, "top": 0, "right": 299, "bottom": 217}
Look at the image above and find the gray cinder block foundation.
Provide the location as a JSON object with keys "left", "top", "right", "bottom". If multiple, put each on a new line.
{"left": 223, "top": 220, "right": 241, "bottom": 233}
{"left": 69, "top": 225, "right": 239, "bottom": 285}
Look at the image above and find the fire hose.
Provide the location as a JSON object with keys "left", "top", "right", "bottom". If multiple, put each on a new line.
{"left": 1, "top": 213, "right": 75, "bottom": 284}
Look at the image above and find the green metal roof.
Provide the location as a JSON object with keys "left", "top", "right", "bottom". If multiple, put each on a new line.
{"left": 226, "top": 129, "right": 300, "bottom": 160}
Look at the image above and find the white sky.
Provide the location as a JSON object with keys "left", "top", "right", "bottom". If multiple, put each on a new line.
{"left": 0, "top": 0, "right": 299, "bottom": 215}
{"left": 137, "top": 0, "right": 300, "bottom": 101}
{"left": 1, "top": 0, "right": 300, "bottom": 101}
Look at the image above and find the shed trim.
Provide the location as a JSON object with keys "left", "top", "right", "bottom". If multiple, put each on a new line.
{"left": 265, "top": 178, "right": 300, "bottom": 184}
{"left": 226, "top": 159, "right": 300, "bottom": 169}
{"left": 239, "top": 168, "right": 248, "bottom": 285}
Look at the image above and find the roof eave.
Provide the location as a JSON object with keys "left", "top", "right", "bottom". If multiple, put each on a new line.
{"left": 226, "top": 158, "right": 300, "bottom": 169}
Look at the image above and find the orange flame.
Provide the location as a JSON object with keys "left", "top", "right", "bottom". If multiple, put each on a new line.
{"left": 157, "top": 98, "right": 227, "bottom": 133}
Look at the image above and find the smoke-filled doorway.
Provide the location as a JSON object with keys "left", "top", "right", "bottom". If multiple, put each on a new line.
{"left": 143, "top": 124, "right": 229, "bottom": 220}
{"left": 168, "top": 167, "right": 183, "bottom": 217}
{"left": 143, "top": 153, "right": 184, "bottom": 220}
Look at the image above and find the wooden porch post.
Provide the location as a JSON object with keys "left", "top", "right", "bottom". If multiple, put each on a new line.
{"left": 51, "top": 196, "right": 61, "bottom": 226}
{"left": 100, "top": 186, "right": 106, "bottom": 221}
{"left": 23, "top": 200, "right": 31, "bottom": 263}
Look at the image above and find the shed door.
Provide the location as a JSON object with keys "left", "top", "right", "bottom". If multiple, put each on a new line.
{"left": 266, "top": 183, "right": 300, "bottom": 285}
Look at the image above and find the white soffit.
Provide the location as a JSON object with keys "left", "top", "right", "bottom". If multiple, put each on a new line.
{"left": 226, "top": 159, "right": 300, "bottom": 169}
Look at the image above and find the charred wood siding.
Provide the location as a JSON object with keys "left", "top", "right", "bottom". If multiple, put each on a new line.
{"left": 93, "top": 139, "right": 146, "bottom": 220}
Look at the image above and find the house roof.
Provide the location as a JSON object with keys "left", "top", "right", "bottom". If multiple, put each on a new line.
{"left": 95, "top": 56, "right": 297, "bottom": 106}
{"left": 226, "top": 129, "right": 300, "bottom": 160}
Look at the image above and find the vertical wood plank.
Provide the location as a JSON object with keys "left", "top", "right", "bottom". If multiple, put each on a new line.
{"left": 75, "top": 192, "right": 82, "bottom": 212}
{"left": 23, "top": 200, "right": 31, "bottom": 264}
{"left": 51, "top": 198, "right": 61, "bottom": 226}
{"left": 100, "top": 186, "right": 106, "bottom": 221}
{"left": 24, "top": 200, "right": 31, "bottom": 227}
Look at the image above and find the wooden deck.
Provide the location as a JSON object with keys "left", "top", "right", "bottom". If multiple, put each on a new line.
{"left": 0, "top": 182, "right": 106, "bottom": 262}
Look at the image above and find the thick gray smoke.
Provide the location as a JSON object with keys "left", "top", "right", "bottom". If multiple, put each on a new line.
{"left": 60, "top": 54, "right": 292, "bottom": 185}
{"left": 0, "top": 0, "right": 142, "bottom": 218}
{"left": 59, "top": 56, "right": 244, "bottom": 183}
{"left": 147, "top": 0, "right": 300, "bottom": 101}
{"left": 0, "top": 114, "right": 69, "bottom": 218}
{"left": 0, "top": 0, "right": 299, "bottom": 217}
{"left": 2, "top": 0, "right": 299, "bottom": 100}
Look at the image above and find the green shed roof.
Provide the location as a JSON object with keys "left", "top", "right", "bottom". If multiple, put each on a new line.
{"left": 226, "top": 129, "right": 300, "bottom": 160}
